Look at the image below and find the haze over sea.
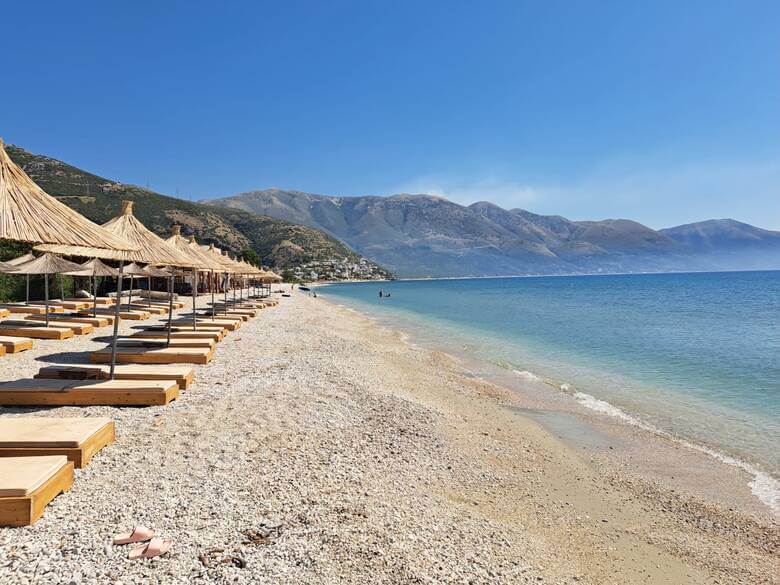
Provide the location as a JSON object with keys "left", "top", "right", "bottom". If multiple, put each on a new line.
{"left": 322, "top": 271, "right": 780, "bottom": 510}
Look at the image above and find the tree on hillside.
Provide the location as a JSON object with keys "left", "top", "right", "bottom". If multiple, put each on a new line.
{"left": 240, "top": 247, "right": 261, "bottom": 267}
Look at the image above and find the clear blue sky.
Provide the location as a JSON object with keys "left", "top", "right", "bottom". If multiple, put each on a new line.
{"left": 2, "top": 1, "right": 779, "bottom": 229}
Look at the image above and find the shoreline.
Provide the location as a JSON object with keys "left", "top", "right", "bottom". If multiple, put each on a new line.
{"left": 313, "top": 267, "right": 780, "bottom": 286}
{"left": 0, "top": 293, "right": 777, "bottom": 583}
{"left": 320, "top": 287, "right": 780, "bottom": 518}
{"left": 317, "top": 296, "right": 779, "bottom": 581}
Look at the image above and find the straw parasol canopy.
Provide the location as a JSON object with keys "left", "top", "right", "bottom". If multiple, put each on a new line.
{"left": 143, "top": 265, "right": 172, "bottom": 277}
{"left": 4, "top": 252, "right": 35, "bottom": 266}
{"left": 102, "top": 202, "right": 196, "bottom": 267}
{"left": 64, "top": 258, "right": 119, "bottom": 277}
{"left": 122, "top": 262, "right": 151, "bottom": 277}
{"left": 201, "top": 243, "right": 237, "bottom": 273}
{"left": 165, "top": 226, "right": 224, "bottom": 271}
{"left": 6, "top": 252, "right": 83, "bottom": 275}
{"left": 0, "top": 140, "right": 138, "bottom": 257}
{"left": 221, "top": 250, "right": 249, "bottom": 273}
{"left": 37, "top": 201, "right": 196, "bottom": 267}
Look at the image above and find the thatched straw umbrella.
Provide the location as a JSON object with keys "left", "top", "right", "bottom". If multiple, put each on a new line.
{"left": 64, "top": 258, "right": 119, "bottom": 317}
{"left": 0, "top": 138, "right": 137, "bottom": 302}
{"left": 1, "top": 140, "right": 138, "bottom": 378}
{"left": 165, "top": 227, "right": 224, "bottom": 323}
{"left": 37, "top": 200, "right": 194, "bottom": 375}
{"left": 0, "top": 141, "right": 138, "bottom": 255}
{"left": 1, "top": 253, "right": 36, "bottom": 303}
{"left": 6, "top": 253, "right": 84, "bottom": 325}
{"left": 200, "top": 244, "right": 238, "bottom": 315}
{"left": 118, "top": 262, "right": 151, "bottom": 311}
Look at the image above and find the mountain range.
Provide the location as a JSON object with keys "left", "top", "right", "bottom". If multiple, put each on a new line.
{"left": 205, "top": 189, "right": 780, "bottom": 277}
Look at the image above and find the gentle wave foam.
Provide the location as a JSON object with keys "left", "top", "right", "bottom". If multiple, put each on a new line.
{"left": 568, "top": 386, "right": 779, "bottom": 513}
{"left": 516, "top": 365, "right": 779, "bottom": 513}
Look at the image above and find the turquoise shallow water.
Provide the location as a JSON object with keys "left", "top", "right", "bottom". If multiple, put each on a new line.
{"left": 321, "top": 271, "right": 780, "bottom": 494}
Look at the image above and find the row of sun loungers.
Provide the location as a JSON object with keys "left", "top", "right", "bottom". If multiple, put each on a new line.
{"left": 0, "top": 293, "right": 279, "bottom": 525}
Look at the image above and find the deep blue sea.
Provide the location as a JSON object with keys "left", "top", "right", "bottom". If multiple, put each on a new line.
{"left": 321, "top": 271, "right": 780, "bottom": 509}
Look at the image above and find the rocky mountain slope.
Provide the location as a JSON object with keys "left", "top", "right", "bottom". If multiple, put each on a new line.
{"left": 5, "top": 145, "right": 379, "bottom": 272}
{"left": 206, "top": 189, "right": 780, "bottom": 276}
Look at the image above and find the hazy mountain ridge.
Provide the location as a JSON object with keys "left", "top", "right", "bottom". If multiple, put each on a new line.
{"left": 205, "top": 189, "right": 780, "bottom": 277}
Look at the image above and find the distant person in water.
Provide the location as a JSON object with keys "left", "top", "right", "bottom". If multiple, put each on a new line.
{"left": 379, "top": 290, "right": 383, "bottom": 298}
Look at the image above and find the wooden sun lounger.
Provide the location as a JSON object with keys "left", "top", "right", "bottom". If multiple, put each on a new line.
{"left": 35, "top": 364, "right": 194, "bottom": 389}
{"left": 28, "top": 300, "right": 91, "bottom": 310}
{"left": 0, "top": 456, "right": 73, "bottom": 526}
{"left": 129, "top": 297, "right": 185, "bottom": 309}
{"left": 65, "top": 296, "right": 114, "bottom": 306}
{"left": 0, "top": 336, "right": 33, "bottom": 352}
{"left": 194, "top": 310, "right": 249, "bottom": 320}
{"left": 90, "top": 346, "right": 215, "bottom": 365}
{"left": 171, "top": 318, "right": 241, "bottom": 331}
{"left": 26, "top": 314, "right": 111, "bottom": 327}
{"left": 132, "top": 330, "right": 222, "bottom": 342}
{"left": 122, "top": 304, "right": 168, "bottom": 315}
{"left": 0, "top": 322, "right": 74, "bottom": 340}
{"left": 202, "top": 309, "right": 257, "bottom": 319}
{"left": 0, "top": 418, "right": 115, "bottom": 468}
{"left": 0, "top": 379, "right": 179, "bottom": 406}
{"left": 20, "top": 319, "right": 93, "bottom": 335}
{"left": 117, "top": 337, "right": 216, "bottom": 349}
{"left": 77, "top": 308, "right": 150, "bottom": 320}
{"left": 141, "top": 325, "right": 227, "bottom": 339}
{"left": 212, "top": 300, "right": 267, "bottom": 308}
{"left": 0, "top": 304, "right": 65, "bottom": 315}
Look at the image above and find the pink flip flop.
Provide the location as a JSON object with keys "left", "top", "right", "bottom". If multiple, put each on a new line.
{"left": 113, "top": 526, "right": 155, "bottom": 545}
{"left": 128, "top": 536, "right": 173, "bottom": 560}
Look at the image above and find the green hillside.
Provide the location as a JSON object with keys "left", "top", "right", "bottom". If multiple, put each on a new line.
{"left": 5, "top": 144, "right": 375, "bottom": 271}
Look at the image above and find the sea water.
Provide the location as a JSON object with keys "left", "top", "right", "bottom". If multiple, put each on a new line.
{"left": 320, "top": 271, "right": 780, "bottom": 511}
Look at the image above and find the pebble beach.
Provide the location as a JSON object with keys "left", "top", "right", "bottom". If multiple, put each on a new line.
{"left": 0, "top": 293, "right": 777, "bottom": 584}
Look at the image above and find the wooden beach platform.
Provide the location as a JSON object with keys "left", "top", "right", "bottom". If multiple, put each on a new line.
{"left": 0, "top": 336, "right": 33, "bottom": 353}
{"left": 132, "top": 330, "right": 222, "bottom": 342}
{"left": 0, "top": 304, "right": 65, "bottom": 315}
{"left": 0, "top": 456, "right": 74, "bottom": 526}
{"left": 170, "top": 318, "right": 242, "bottom": 331}
{"left": 0, "top": 379, "right": 179, "bottom": 406}
{"left": 117, "top": 337, "right": 216, "bottom": 349}
{"left": 77, "top": 307, "right": 151, "bottom": 320}
{"left": 90, "top": 345, "right": 215, "bottom": 365}
{"left": 26, "top": 313, "right": 112, "bottom": 327}
{"left": 0, "top": 322, "right": 74, "bottom": 340}
{"left": 0, "top": 418, "right": 115, "bottom": 468}
{"left": 19, "top": 319, "right": 94, "bottom": 335}
{"left": 35, "top": 364, "right": 194, "bottom": 389}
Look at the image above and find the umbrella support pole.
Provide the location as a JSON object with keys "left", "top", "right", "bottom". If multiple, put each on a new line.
{"left": 93, "top": 274, "right": 97, "bottom": 317}
{"left": 126, "top": 275, "right": 133, "bottom": 311}
{"left": 44, "top": 273, "right": 49, "bottom": 327}
{"left": 166, "top": 274, "right": 174, "bottom": 347}
{"left": 211, "top": 270, "right": 215, "bottom": 322}
{"left": 191, "top": 269, "right": 198, "bottom": 331}
{"left": 25, "top": 275, "right": 29, "bottom": 305}
{"left": 109, "top": 261, "right": 125, "bottom": 380}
